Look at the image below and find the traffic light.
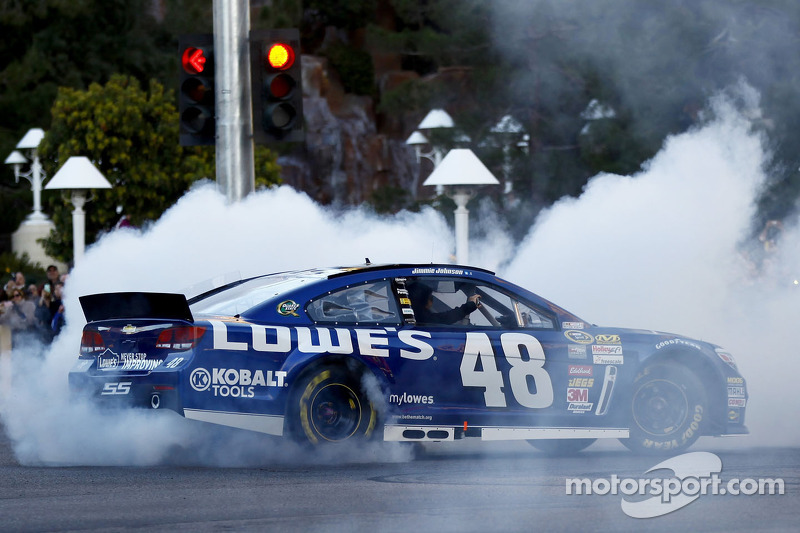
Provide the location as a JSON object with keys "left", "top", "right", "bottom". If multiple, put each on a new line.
{"left": 179, "top": 34, "right": 215, "bottom": 146}
{"left": 251, "top": 29, "right": 304, "bottom": 143}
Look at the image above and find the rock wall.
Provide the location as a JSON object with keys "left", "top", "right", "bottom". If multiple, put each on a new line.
{"left": 277, "top": 55, "right": 419, "bottom": 207}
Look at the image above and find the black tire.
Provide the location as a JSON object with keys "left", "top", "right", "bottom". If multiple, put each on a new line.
{"left": 528, "top": 438, "right": 596, "bottom": 455}
{"left": 622, "top": 364, "right": 708, "bottom": 454}
{"left": 289, "top": 366, "right": 379, "bottom": 445}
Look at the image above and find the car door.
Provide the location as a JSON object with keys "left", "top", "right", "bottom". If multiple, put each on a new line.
{"left": 386, "top": 276, "right": 569, "bottom": 429}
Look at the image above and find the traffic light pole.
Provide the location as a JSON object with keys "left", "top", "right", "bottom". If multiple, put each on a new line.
{"left": 213, "top": 0, "right": 255, "bottom": 202}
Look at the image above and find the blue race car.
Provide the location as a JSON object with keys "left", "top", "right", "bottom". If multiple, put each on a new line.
{"left": 69, "top": 263, "right": 748, "bottom": 453}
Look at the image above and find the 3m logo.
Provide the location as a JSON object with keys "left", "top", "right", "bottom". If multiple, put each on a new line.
{"left": 567, "top": 388, "right": 588, "bottom": 402}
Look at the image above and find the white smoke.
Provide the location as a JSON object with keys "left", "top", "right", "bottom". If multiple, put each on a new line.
{"left": 0, "top": 185, "right": 453, "bottom": 465}
{"left": 1, "top": 86, "right": 797, "bottom": 464}
{"left": 505, "top": 85, "right": 799, "bottom": 445}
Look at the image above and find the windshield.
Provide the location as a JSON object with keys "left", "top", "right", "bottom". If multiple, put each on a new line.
{"left": 189, "top": 274, "right": 314, "bottom": 316}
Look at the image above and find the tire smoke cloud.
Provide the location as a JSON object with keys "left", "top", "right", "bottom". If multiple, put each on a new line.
{"left": 0, "top": 88, "right": 795, "bottom": 465}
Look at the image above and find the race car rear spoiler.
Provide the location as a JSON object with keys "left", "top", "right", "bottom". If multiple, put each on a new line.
{"left": 80, "top": 292, "right": 194, "bottom": 323}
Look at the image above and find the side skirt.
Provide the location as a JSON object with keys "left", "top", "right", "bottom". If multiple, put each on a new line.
{"left": 383, "top": 425, "right": 629, "bottom": 442}
{"left": 184, "top": 408, "right": 284, "bottom": 436}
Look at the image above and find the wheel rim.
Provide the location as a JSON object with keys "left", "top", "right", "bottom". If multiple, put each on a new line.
{"left": 632, "top": 378, "right": 688, "bottom": 436}
{"left": 309, "top": 383, "right": 362, "bottom": 442}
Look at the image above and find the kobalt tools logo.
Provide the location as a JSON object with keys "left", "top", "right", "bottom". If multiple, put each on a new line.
{"left": 190, "top": 367, "right": 288, "bottom": 397}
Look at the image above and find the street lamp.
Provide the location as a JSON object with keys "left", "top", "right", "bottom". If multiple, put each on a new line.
{"left": 422, "top": 149, "right": 499, "bottom": 264}
{"left": 406, "top": 108, "right": 456, "bottom": 196}
{"left": 490, "top": 115, "right": 528, "bottom": 194}
{"left": 4, "top": 127, "right": 61, "bottom": 267}
{"left": 4, "top": 128, "right": 47, "bottom": 221}
{"left": 44, "top": 156, "right": 112, "bottom": 262}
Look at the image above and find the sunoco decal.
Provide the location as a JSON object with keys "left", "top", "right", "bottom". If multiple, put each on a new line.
{"left": 568, "top": 345, "right": 587, "bottom": 359}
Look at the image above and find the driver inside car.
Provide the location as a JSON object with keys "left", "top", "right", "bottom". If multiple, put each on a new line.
{"left": 408, "top": 281, "right": 481, "bottom": 325}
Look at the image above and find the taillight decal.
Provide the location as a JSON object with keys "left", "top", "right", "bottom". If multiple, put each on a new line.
{"left": 156, "top": 326, "right": 206, "bottom": 350}
{"left": 80, "top": 330, "right": 105, "bottom": 354}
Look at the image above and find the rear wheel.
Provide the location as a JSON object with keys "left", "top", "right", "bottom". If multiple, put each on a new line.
{"left": 528, "top": 438, "right": 596, "bottom": 455}
{"left": 289, "top": 366, "right": 378, "bottom": 445}
{"left": 622, "top": 364, "right": 707, "bottom": 454}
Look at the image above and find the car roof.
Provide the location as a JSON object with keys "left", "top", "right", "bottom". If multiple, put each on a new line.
{"left": 324, "top": 263, "right": 496, "bottom": 279}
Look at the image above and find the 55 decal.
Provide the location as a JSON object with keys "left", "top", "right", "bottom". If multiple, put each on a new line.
{"left": 101, "top": 382, "right": 131, "bottom": 395}
{"left": 460, "top": 332, "right": 553, "bottom": 409}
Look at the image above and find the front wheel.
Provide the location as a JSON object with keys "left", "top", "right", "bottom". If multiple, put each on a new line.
{"left": 289, "top": 366, "right": 379, "bottom": 445}
{"left": 622, "top": 364, "right": 708, "bottom": 454}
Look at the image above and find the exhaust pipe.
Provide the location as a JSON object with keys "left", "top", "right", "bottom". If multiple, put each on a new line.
{"left": 150, "top": 394, "right": 161, "bottom": 409}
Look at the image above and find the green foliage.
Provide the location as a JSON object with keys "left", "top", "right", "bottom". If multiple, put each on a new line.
{"left": 306, "top": 0, "right": 377, "bottom": 30}
{"left": 0, "top": 252, "right": 46, "bottom": 287}
{"left": 324, "top": 43, "right": 375, "bottom": 96}
{"left": 253, "top": 0, "right": 303, "bottom": 30}
{"left": 254, "top": 146, "right": 283, "bottom": 190}
{"left": 376, "top": 79, "right": 435, "bottom": 116}
{"left": 369, "top": 185, "right": 409, "bottom": 214}
{"left": 38, "top": 74, "right": 215, "bottom": 262}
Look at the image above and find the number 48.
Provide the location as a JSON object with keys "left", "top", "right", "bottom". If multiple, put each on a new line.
{"left": 459, "top": 332, "right": 553, "bottom": 408}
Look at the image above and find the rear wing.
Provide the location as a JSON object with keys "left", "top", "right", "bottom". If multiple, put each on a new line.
{"left": 80, "top": 292, "right": 193, "bottom": 323}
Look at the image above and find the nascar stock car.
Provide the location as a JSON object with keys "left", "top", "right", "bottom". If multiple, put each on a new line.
{"left": 69, "top": 263, "right": 748, "bottom": 453}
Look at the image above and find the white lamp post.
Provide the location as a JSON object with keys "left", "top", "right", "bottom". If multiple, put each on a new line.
{"left": 405, "top": 108, "right": 456, "bottom": 196}
{"left": 5, "top": 128, "right": 47, "bottom": 221}
{"left": 4, "top": 128, "right": 62, "bottom": 267}
{"left": 44, "top": 156, "right": 112, "bottom": 262}
{"left": 490, "top": 115, "right": 529, "bottom": 194}
{"left": 422, "top": 149, "right": 499, "bottom": 264}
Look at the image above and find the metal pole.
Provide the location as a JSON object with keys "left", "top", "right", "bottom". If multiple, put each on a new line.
{"left": 213, "top": 0, "right": 255, "bottom": 203}
{"left": 30, "top": 152, "right": 46, "bottom": 220}
{"left": 71, "top": 191, "right": 87, "bottom": 261}
{"left": 453, "top": 190, "right": 470, "bottom": 265}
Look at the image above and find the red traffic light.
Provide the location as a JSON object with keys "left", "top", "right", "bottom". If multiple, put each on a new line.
{"left": 266, "top": 43, "right": 295, "bottom": 70}
{"left": 181, "top": 47, "right": 207, "bottom": 75}
{"left": 179, "top": 34, "right": 214, "bottom": 146}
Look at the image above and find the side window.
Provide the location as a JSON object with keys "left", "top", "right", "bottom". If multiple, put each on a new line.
{"left": 407, "top": 277, "right": 556, "bottom": 330}
{"left": 515, "top": 300, "right": 555, "bottom": 329}
{"left": 306, "top": 280, "right": 401, "bottom": 325}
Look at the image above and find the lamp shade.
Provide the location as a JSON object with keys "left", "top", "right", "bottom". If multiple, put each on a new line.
{"left": 45, "top": 156, "right": 112, "bottom": 190}
{"left": 16, "top": 128, "right": 45, "bottom": 150}
{"left": 417, "top": 109, "right": 454, "bottom": 129}
{"left": 4, "top": 150, "right": 27, "bottom": 165}
{"left": 422, "top": 149, "right": 499, "bottom": 187}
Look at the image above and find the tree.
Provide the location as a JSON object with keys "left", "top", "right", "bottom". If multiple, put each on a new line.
{"left": 38, "top": 74, "right": 280, "bottom": 263}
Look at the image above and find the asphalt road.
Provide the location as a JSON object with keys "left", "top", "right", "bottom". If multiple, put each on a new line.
{"left": 0, "top": 424, "right": 797, "bottom": 533}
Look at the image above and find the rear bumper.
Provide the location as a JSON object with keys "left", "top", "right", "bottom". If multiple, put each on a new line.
{"left": 68, "top": 366, "right": 182, "bottom": 414}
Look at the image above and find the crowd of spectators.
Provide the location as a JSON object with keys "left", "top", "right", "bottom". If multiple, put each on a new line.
{"left": 0, "top": 264, "right": 67, "bottom": 345}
